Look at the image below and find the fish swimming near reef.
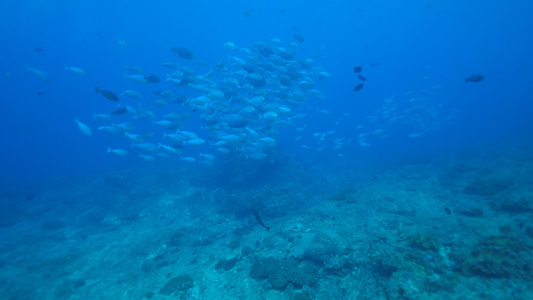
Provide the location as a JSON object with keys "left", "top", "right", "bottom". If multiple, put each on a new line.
{"left": 253, "top": 209, "right": 270, "bottom": 232}
{"left": 465, "top": 74, "right": 484, "bottom": 83}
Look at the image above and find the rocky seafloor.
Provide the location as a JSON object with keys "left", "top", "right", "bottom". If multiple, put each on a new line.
{"left": 1, "top": 146, "right": 532, "bottom": 300}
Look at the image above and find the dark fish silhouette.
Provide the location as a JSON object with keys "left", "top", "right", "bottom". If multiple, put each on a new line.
{"left": 95, "top": 87, "right": 119, "bottom": 101}
{"left": 111, "top": 106, "right": 127, "bottom": 115}
{"left": 357, "top": 75, "right": 367, "bottom": 81}
{"left": 144, "top": 74, "right": 160, "bottom": 83}
{"left": 253, "top": 209, "right": 270, "bottom": 231}
{"left": 465, "top": 74, "right": 484, "bottom": 83}
{"left": 171, "top": 46, "right": 194, "bottom": 60}
{"left": 370, "top": 62, "right": 380, "bottom": 67}
{"left": 353, "top": 66, "right": 362, "bottom": 73}
{"left": 353, "top": 83, "right": 364, "bottom": 91}
{"left": 294, "top": 33, "right": 304, "bottom": 43}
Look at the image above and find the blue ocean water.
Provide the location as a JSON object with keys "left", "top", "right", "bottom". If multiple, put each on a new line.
{"left": 1, "top": 1, "right": 532, "bottom": 299}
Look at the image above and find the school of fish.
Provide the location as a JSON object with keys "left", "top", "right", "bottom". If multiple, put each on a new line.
{"left": 70, "top": 38, "right": 331, "bottom": 163}
{"left": 25, "top": 37, "right": 455, "bottom": 164}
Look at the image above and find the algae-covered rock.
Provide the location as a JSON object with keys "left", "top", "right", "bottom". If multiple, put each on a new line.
{"left": 457, "top": 236, "right": 532, "bottom": 279}
{"left": 159, "top": 275, "right": 194, "bottom": 296}
{"left": 494, "top": 197, "right": 533, "bottom": 214}
{"left": 215, "top": 256, "right": 240, "bottom": 271}
{"left": 407, "top": 233, "right": 442, "bottom": 252}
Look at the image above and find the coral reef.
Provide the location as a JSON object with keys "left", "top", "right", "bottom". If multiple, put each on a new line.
{"left": 250, "top": 257, "right": 317, "bottom": 290}
{"left": 290, "top": 232, "right": 345, "bottom": 269}
{"left": 407, "top": 233, "right": 442, "bottom": 252}
{"left": 456, "top": 235, "right": 532, "bottom": 279}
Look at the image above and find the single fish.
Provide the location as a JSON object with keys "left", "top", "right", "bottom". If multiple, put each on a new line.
{"left": 353, "top": 83, "right": 364, "bottom": 92}
{"left": 64, "top": 66, "right": 86, "bottom": 75}
{"left": 171, "top": 46, "right": 194, "bottom": 60}
{"left": 74, "top": 118, "right": 92, "bottom": 136}
{"left": 294, "top": 33, "right": 304, "bottom": 43}
{"left": 27, "top": 67, "right": 50, "bottom": 81}
{"left": 95, "top": 87, "right": 119, "bottom": 101}
{"left": 253, "top": 210, "right": 270, "bottom": 232}
{"left": 111, "top": 106, "right": 128, "bottom": 115}
{"left": 107, "top": 147, "right": 128, "bottom": 157}
{"left": 145, "top": 74, "right": 160, "bottom": 83}
{"left": 465, "top": 74, "right": 484, "bottom": 83}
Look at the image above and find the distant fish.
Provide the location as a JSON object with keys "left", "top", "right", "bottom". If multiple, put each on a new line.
{"left": 465, "top": 74, "right": 484, "bottom": 83}
{"left": 107, "top": 147, "right": 128, "bottom": 157}
{"left": 124, "top": 73, "right": 148, "bottom": 84}
{"left": 253, "top": 209, "right": 270, "bottom": 232}
{"left": 111, "top": 106, "right": 128, "bottom": 115}
{"left": 370, "top": 62, "right": 380, "bottom": 67}
{"left": 124, "top": 65, "right": 143, "bottom": 74}
{"left": 64, "top": 66, "right": 86, "bottom": 75}
{"left": 242, "top": 9, "right": 254, "bottom": 17}
{"left": 181, "top": 156, "right": 197, "bottom": 163}
{"left": 120, "top": 90, "right": 142, "bottom": 98}
{"left": 132, "top": 142, "right": 159, "bottom": 152}
{"left": 294, "top": 33, "right": 304, "bottom": 43}
{"left": 353, "top": 66, "right": 362, "bottom": 73}
{"left": 357, "top": 75, "right": 367, "bottom": 81}
{"left": 171, "top": 46, "right": 194, "bottom": 60}
{"left": 74, "top": 118, "right": 92, "bottom": 136}
{"left": 95, "top": 87, "right": 119, "bottom": 101}
{"left": 161, "top": 61, "right": 178, "bottom": 69}
{"left": 144, "top": 74, "right": 160, "bottom": 83}
{"left": 98, "top": 125, "right": 124, "bottom": 137}
{"left": 139, "top": 154, "right": 156, "bottom": 162}
{"left": 27, "top": 67, "right": 50, "bottom": 81}
{"left": 353, "top": 83, "right": 364, "bottom": 91}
